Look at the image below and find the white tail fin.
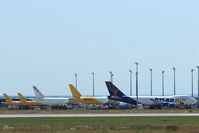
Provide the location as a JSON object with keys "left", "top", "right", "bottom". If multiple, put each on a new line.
{"left": 33, "top": 86, "right": 44, "bottom": 98}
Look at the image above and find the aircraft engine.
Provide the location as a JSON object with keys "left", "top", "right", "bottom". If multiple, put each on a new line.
{"left": 162, "top": 102, "right": 176, "bottom": 108}
{"left": 119, "top": 102, "right": 132, "bottom": 109}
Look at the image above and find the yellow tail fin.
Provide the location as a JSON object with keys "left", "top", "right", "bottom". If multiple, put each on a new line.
{"left": 69, "top": 84, "right": 82, "bottom": 98}
{"left": 18, "top": 93, "right": 27, "bottom": 103}
{"left": 3, "top": 93, "right": 12, "bottom": 103}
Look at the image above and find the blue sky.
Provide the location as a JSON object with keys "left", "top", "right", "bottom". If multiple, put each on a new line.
{"left": 0, "top": 0, "right": 199, "bottom": 96}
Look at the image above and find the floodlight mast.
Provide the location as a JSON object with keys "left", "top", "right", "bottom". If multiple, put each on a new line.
{"left": 162, "top": 71, "right": 165, "bottom": 96}
{"left": 135, "top": 62, "right": 139, "bottom": 109}
{"left": 74, "top": 73, "right": 77, "bottom": 89}
{"left": 197, "top": 66, "right": 199, "bottom": 102}
{"left": 109, "top": 71, "right": 114, "bottom": 83}
{"left": 92, "top": 72, "right": 95, "bottom": 97}
{"left": 173, "top": 67, "right": 176, "bottom": 95}
{"left": 129, "top": 70, "right": 132, "bottom": 96}
{"left": 149, "top": 69, "right": 153, "bottom": 96}
{"left": 191, "top": 69, "right": 194, "bottom": 97}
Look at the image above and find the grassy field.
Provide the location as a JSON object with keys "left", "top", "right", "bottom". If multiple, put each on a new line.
{"left": 0, "top": 108, "right": 199, "bottom": 114}
{"left": 1, "top": 117, "right": 199, "bottom": 133}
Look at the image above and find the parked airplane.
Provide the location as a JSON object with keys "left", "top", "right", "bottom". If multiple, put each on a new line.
{"left": 3, "top": 93, "right": 43, "bottom": 106}
{"left": 32, "top": 86, "right": 70, "bottom": 105}
{"left": 69, "top": 84, "right": 110, "bottom": 105}
{"left": 17, "top": 93, "right": 43, "bottom": 106}
{"left": 105, "top": 81, "right": 197, "bottom": 108}
{"left": 3, "top": 93, "right": 21, "bottom": 106}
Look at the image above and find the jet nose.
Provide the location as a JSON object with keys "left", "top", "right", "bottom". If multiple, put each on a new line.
{"left": 192, "top": 98, "right": 197, "bottom": 104}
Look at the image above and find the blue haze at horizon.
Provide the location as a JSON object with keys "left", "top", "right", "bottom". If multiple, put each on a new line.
{"left": 0, "top": 0, "right": 198, "bottom": 97}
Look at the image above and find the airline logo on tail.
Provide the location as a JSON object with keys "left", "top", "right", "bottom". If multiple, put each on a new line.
{"left": 105, "top": 81, "right": 125, "bottom": 97}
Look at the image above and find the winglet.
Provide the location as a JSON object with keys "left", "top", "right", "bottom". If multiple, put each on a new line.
{"left": 33, "top": 86, "right": 44, "bottom": 98}
{"left": 3, "top": 93, "right": 12, "bottom": 103}
{"left": 69, "top": 84, "right": 82, "bottom": 98}
{"left": 105, "top": 81, "right": 126, "bottom": 97}
{"left": 17, "top": 93, "right": 27, "bottom": 103}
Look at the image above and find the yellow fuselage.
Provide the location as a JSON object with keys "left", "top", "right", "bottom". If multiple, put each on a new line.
{"left": 69, "top": 97, "right": 103, "bottom": 105}
{"left": 4, "top": 101, "right": 43, "bottom": 106}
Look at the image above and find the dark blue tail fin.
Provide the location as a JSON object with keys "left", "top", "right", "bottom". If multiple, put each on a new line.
{"left": 105, "top": 81, "right": 126, "bottom": 97}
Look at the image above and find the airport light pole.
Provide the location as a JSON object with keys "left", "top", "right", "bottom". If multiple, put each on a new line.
{"left": 129, "top": 70, "right": 132, "bottom": 96}
{"left": 110, "top": 71, "right": 114, "bottom": 83}
{"left": 149, "top": 69, "right": 153, "bottom": 96}
{"left": 197, "top": 66, "right": 199, "bottom": 102}
{"left": 162, "top": 71, "right": 165, "bottom": 96}
{"left": 135, "top": 62, "right": 139, "bottom": 109}
{"left": 191, "top": 69, "right": 194, "bottom": 97}
{"left": 92, "top": 72, "right": 95, "bottom": 97}
{"left": 173, "top": 67, "right": 176, "bottom": 95}
{"left": 74, "top": 73, "right": 77, "bottom": 89}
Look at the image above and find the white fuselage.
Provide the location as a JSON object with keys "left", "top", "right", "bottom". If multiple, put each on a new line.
{"left": 129, "top": 95, "right": 197, "bottom": 106}
{"left": 93, "top": 97, "right": 110, "bottom": 104}
{"left": 32, "top": 97, "right": 69, "bottom": 105}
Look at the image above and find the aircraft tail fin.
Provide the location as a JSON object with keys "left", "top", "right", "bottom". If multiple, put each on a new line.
{"left": 69, "top": 84, "right": 82, "bottom": 98}
{"left": 33, "top": 86, "right": 44, "bottom": 98}
{"left": 105, "top": 81, "right": 126, "bottom": 97}
{"left": 17, "top": 93, "right": 27, "bottom": 103}
{"left": 3, "top": 93, "right": 12, "bottom": 103}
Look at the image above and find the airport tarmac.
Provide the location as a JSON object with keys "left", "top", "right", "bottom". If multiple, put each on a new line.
{"left": 1, "top": 113, "right": 199, "bottom": 118}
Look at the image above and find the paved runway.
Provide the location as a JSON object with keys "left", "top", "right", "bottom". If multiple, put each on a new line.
{"left": 1, "top": 113, "right": 199, "bottom": 118}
